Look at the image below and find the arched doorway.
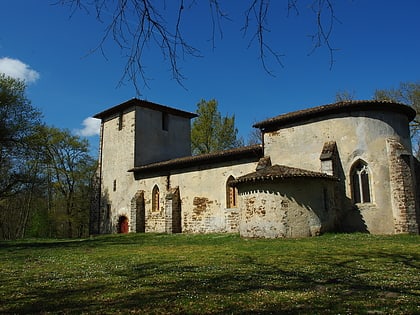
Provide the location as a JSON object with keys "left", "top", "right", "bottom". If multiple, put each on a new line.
{"left": 131, "top": 190, "right": 146, "bottom": 233}
{"left": 118, "top": 215, "right": 129, "bottom": 234}
{"left": 135, "top": 191, "right": 145, "bottom": 233}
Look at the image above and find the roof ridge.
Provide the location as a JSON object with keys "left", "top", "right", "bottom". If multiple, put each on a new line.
{"left": 233, "top": 163, "right": 339, "bottom": 185}
{"left": 253, "top": 100, "right": 416, "bottom": 129}
{"left": 129, "top": 144, "right": 263, "bottom": 173}
{"left": 94, "top": 98, "right": 197, "bottom": 119}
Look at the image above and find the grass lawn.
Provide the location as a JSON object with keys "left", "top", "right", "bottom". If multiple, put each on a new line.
{"left": 0, "top": 233, "right": 419, "bottom": 314}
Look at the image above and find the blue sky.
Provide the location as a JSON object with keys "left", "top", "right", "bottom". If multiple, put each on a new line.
{"left": 1, "top": 1, "right": 419, "bottom": 155}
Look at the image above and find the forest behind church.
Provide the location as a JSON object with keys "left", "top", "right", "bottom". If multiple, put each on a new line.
{"left": 0, "top": 74, "right": 97, "bottom": 240}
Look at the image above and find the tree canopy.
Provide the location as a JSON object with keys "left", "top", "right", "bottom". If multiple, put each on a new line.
{"left": 191, "top": 99, "right": 242, "bottom": 155}
{"left": 0, "top": 74, "right": 42, "bottom": 199}
{"left": 335, "top": 89, "right": 356, "bottom": 102}
{"left": 37, "top": 126, "right": 97, "bottom": 238}
{"left": 0, "top": 74, "right": 97, "bottom": 239}
{"left": 374, "top": 82, "right": 420, "bottom": 132}
{"left": 374, "top": 82, "right": 420, "bottom": 155}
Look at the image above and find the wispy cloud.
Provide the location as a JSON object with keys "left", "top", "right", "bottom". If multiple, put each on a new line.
{"left": 0, "top": 57, "right": 40, "bottom": 84}
{"left": 75, "top": 117, "right": 101, "bottom": 137}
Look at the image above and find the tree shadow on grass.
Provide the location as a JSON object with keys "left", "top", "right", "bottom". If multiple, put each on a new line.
{"left": 2, "top": 239, "right": 419, "bottom": 314}
{"left": 104, "top": 253, "right": 420, "bottom": 314}
{"left": 0, "top": 233, "right": 152, "bottom": 250}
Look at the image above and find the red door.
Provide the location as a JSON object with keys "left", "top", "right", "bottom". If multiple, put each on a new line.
{"left": 118, "top": 216, "right": 129, "bottom": 233}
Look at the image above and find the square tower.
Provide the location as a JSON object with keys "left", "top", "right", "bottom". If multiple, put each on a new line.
{"left": 92, "top": 98, "right": 196, "bottom": 234}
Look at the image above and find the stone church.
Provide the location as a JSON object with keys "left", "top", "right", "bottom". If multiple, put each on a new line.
{"left": 90, "top": 98, "right": 420, "bottom": 238}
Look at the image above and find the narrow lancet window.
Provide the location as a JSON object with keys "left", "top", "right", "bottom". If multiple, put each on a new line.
{"left": 351, "top": 161, "right": 371, "bottom": 203}
{"left": 152, "top": 185, "right": 160, "bottom": 211}
{"left": 162, "top": 112, "right": 169, "bottom": 131}
{"left": 226, "top": 176, "right": 238, "bottom": 208}
{"left": 118, "top": 112, "right": 123, "bottom": 130}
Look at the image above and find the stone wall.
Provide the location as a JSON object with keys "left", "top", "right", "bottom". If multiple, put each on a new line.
{"left": 94, "top": 100, "right": 418, "bottom": 237}
{"left": 97, "top": 105, "right": 194, "bottom": 234}
{"left": 132, "top": 159, "right": 258, "bottom": 234}
{"left": 165, "top": 187, "right": 181, "bottom": 233}
{"left": 99, "top": 109, "right": 137, "bottom": 233}
{"left": 263, "top": 111, "right": 413, "bottom": 235}
{"left": 386, "top": 139, "right": 419, "bottom": 233}
{"left": 134, "top": 107, "right": 192, "bottom": 166}
{"left": 238, "top": 179, "right": 338, "bottom": 238}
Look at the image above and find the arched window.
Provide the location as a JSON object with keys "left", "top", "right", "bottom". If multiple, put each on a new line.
{"left": 351, "top": 160, "right": 371, "bottom": 203}
{"left": 226, "top": 176, "right": 238, "bottom": 208}
{"left": 152, "top": 185, "right": 160, "bottom": 211}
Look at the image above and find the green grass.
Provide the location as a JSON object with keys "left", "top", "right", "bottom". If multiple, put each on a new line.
{"left": 1, "top": 233, "right": 419, "bottom": 314}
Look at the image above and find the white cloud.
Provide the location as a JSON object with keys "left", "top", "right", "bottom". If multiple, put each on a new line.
{"left": 75, "top": 117, "right": 101, "bottom": 137}
{"left": 0, "top": 57, "right": 40, "bottom": 84}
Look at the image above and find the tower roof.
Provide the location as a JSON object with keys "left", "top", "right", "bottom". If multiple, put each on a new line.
{"left": 93, "top": 98, "right": 197, "bottom": 120}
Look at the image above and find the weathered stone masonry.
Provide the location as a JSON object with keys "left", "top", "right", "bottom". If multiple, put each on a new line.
{"left": 387, "top": 139, "right": 419, "bottom": 233}
{"left": 91, "top": 99, "right": 420, "bottom": 237}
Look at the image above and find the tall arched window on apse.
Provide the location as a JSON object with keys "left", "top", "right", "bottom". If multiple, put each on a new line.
{"left": 351, "top": 160, "right": 371, "bottom": 203}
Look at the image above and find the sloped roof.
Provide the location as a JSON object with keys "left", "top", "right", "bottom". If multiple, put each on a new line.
{"left": 319, "top": 141, "right": 337, "bottom": 161}
{"left": 129, "top": 145, "right": 263, "bottom": 173}
{"left": 253, "top": 100, "right": 416, "bottom": 131}
{"left": 94, "top": 98, "right": 197, "bottom": 120}
{"left": 232, "top": 164, "right": 338, "bottom": 185}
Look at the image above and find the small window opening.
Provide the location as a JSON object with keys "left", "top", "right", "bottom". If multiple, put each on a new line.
{"left": 118, "top": 112, "right": 123, "bottom": 130}
{"left": 152, "top": 185, "right": 160, "bottom": 211}
{"left": 162, "top": 112, "right": 169, "bottom": 131}
{"left": 113, "top": 179, "right": 117, "bottom": 192}
{"left": 351, "top": 161, "right": 371, "bottom": 203}
{"left": 226, "top": 176, "right": 238, "bottom": 208}
{"left": 106, "top": 204, "right": 111, "bottom": 219}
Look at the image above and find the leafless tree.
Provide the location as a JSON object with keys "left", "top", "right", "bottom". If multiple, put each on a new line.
{"left": 247, "top": 125, "right": 263, "bottom": 145}
{"left": 335, "top": 89, "right": 356, "bottom": 102}
{"left": 374, "top": 82, "right": 420, "bottom": 157}
{"left": 58, "top": 0, "right": 339, "bottom": 94}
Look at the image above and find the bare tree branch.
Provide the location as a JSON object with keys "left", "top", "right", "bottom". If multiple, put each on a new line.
{"left": 308, "top": 0, "right": 340, "bottom": 69}
{"left": 242, "top": 0, "right": 285, "bottom": 76}
{"left": 57, "top": 0, "right": 340, "bottom": 93}
{"left": 208, "top": 0, "right": 231, "bottom": 50}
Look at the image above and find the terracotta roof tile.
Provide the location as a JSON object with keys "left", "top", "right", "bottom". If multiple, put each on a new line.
{"left": 320, "top": 141, "right": 337, "bottom": 161}
{"left": 129, "top": 145, "right": 263, "bottom": 173}
{"left": 94, "top": 98, "right": 197, "bottom": 119}
{"left": 232, "top": 164, "right": 338, "bottom": 185}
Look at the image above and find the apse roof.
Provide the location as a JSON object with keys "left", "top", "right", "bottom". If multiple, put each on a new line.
{"left": 253, "top": 100, "right": 416, "bottom": 131}
{"left": 232, "top": 164, "right": 338, "bottom": 185}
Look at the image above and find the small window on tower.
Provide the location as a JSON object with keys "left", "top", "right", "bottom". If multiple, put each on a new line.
{"left": 118, "top": 112, "right": 123, "bottom": 130}
{"left": 162, "top": 112, "right": 169, "bottom": 131}
{"left": 113, "top": 179, "right": 117, "bottom": 192}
